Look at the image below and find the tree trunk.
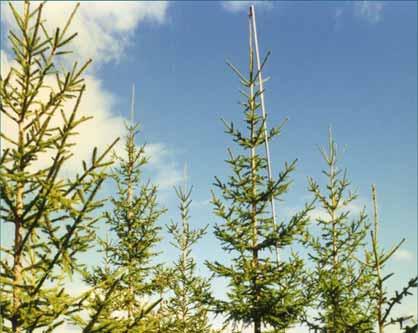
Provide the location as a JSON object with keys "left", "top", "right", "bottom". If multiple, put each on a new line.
{"left": 331, "top": 160, "right": 338, "bottom": 333}
{"left": 12, "top": 123, "right": 24, "bottom": 333}
{"left": 12, "top": 202, "right": 23, "bottom": 333}
{"left": 254, "top": 320, "right": 261, "bottom": 333}
{"left": 248, "top": 37, "right": 261, "bottom": 333}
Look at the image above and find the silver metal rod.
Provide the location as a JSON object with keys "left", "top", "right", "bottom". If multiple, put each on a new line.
{"left": 249, "top": 5, "right": 279, "bottom": 263}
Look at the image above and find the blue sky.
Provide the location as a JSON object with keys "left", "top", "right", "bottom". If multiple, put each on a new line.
{"left": 1, "top": 1, "right": 417, "bottom": 332}
{"left": 102, "top": 0, "right": 417, "bottom": 302}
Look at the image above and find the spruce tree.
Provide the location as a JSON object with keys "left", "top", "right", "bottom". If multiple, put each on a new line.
{"left": 304, "top": 131, "right": 374, "bottom": 333}
{"left": 71, "top": 237, "right": 124, "bottom": 333}
{"left": 146, "top": 266, "right": 173, "bottom": 333}
{"left": 206, "top": 26, "right": 313, "bottom": 333}
{"left": 73, "top": 240, "right": 160, "bottom": 333}
{"left": 163, "top": 184, "right": 213, "bottom": 333}
{"left": 77, "top": 111, "right": 165, "bottom": 332}
{"left": 363, "top": 185, "right": 418, "bottom": 333}
{"left": 0, "top": 2, "right": 118, "bottom": 332}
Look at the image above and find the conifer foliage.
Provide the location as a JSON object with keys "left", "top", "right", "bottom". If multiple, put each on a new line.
{"left": 304, "top": 131, "right": 374, "bottom": 332}
{"left": 1, "top": 2, "right": 416, "bottom": 333}
{"left": 206, "top": 26, "right": 313, "bottom": 333}
{"left": 78, "top": 118, "right": 165, "bottom": 332}
{"left": 0, "top": 2, "right": 118, "bottom": 332}
{"left": 162, "top": 184, "right": 213, "bottom": 333}
{"left": 363, "top": 185, "right": 418, "bottom": 333}
{"left": 104, "top": 119, "right": 164, "bottom": 315}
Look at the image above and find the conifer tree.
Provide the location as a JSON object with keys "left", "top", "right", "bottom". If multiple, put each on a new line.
{"left": 71, "top": 237, "right": 124, "bottom": 333}
{"left": 304, "top": 131, "right": 374, "bottom": 333}
{"left": 0, "top": 2, "right": 118, "bottom": 332}
{"left": 146, "top": 266, "right": 173, "bottom": 333}
{"left": 73, "top": 240, "right": 160, "bottom": 333}
{"left": 163, "top": 184, "right": 213, "bottom": 333}
{"left": 77, "top": 110, "right": 165, "bottom": 332}
{"left": 206, "top": 25, "right": 313, "bottom": 333}
{"left": 363, "top": 185, "right": 418, "bottom": 333}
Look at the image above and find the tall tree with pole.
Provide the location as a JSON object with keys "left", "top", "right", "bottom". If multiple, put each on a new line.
{"left": 0, "top": 2, "right": 118, "bottom": 332}
{"left": 249, "top": 5, "right": 279, "bottom": 263}
{"left": 206, "top": 7, "right": 313, "bottom": 333}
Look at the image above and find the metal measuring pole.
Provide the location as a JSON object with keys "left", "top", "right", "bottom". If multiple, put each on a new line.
{"left": 249, "top": 5, "right": 280, "bottom": 263}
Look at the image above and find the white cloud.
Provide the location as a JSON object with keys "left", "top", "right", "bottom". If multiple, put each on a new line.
{"left": 393, "top": 248, "right": 415, "bottom": 262}
{"left": 0, "top": 50, "right": 183, "bottom": 190}
{"left": 221, "top": 1, "right": 273, "bottom": 13}
{"left": 281, "top": 200, "right": 364, "bottom": 223}
{"left": 354, "top": 1, "right": 384, "bottom": 24}
{"left": 67, "top": 279, "right": 90, "bottom": 298}
{"left": 0, "top": 49, "right": 12, "bottom": 77}
{"left": 335, "top": 8, "right": 344, "bottom": 19}
{"left": 56, "top": 323, "right": 82, "bottom": 333}
{"left": 1, "top": 1, "right": 182, "bottom": 190}
{"left": 1, "top": 50, "right": 126, "bottom": 176}
{"left": 287, "top": 326, "right": 309, "bottom": 333}
{"left": 1, "top": 1, "right": 169, "bottom": 66}
{"left": 145, "top": 143, "right": 184, "bottom": 190}
{"left": 333, "top": 7, "right": 344, "bottom": 30}
{"left": 192, "top": 199, "right": 211, "bottom": 208}
{"left": 1, "top": 49, "right": 182, "bottom": 188}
